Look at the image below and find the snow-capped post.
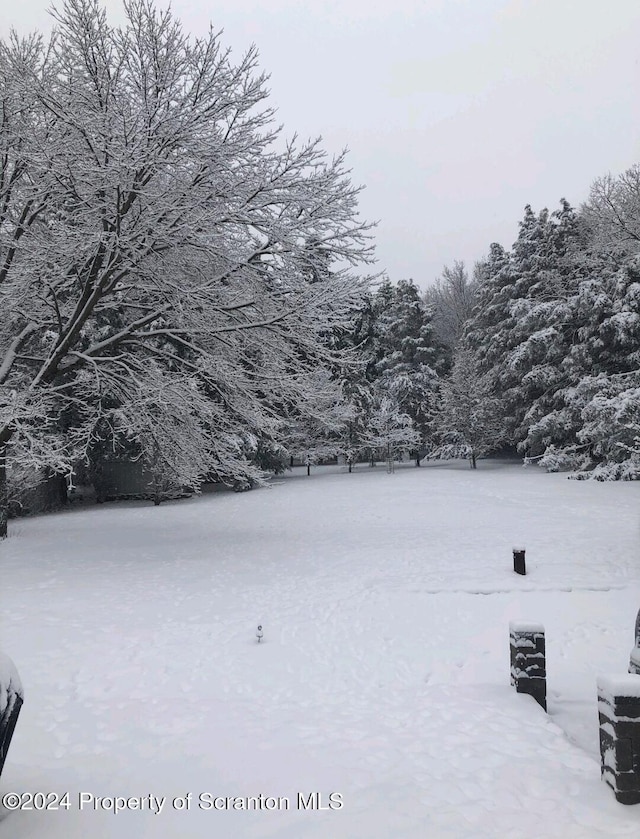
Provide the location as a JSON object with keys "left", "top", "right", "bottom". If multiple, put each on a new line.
{"left": 509, "top": 622, "right": 546, "bottom": 711}
{"left": 597, "top": 674, "right": 640, "bottom": 804}
{"left": 628, "top": 609, "right": 640, "bottom": 674}
{"left": 513, "top": 548, "right": 526, "bottom": 575}
{"left": 0, "top": 652, "right": 24, "bottom": 780}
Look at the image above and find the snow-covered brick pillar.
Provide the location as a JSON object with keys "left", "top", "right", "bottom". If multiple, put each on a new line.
{"left": 628, "top": 609, "right": 640, "bottom": 675}
{"left": 597, "top": 674, "right": 640, "bottom": 804}
{"left": 509, "top": 622, "right": 546, "bottom": 711}
{"left": 0, "top": 652, "right": 24, "bottom": 780}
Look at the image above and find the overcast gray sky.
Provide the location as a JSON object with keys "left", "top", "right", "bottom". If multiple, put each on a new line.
{"left": 3, "top": 0, "right": 640, "bottom": 286}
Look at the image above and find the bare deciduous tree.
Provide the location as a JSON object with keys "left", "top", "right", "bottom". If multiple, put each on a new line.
{"left": 0, "top": 0, "right": 374, "bottom": 535}
{"left": 424, "top": 260, "right": 477, "bottom": 347}
{"left": 433, "top": 348, "right": 505, "bottom": 469}
{"left": 582, "top": 165, "right": 640, "bottom": 258}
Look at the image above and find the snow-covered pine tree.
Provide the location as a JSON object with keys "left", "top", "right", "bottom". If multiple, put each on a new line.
{"left": 526, "top": 170, "right": 640, "bottom": 476}
{"left": 370, "top": 279, "right": 449, "bottom": 464}
{"left": 549, "top": 256, "right": 640, "bottom": 477}
{"left": 465, "top": 202, "right": 585, "bottom": 451}
{"left": 504, "top": 201, "right": 587, "bottom": 447}
{"left": 463, "top": 242, "right": 514, "bottom": 377}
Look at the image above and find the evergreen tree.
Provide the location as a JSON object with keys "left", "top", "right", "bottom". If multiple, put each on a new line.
{"left": 465, "top": 202, "right": 585, "bottom": 449}
{"left": 540, "top": 256, "right": 640, "bottom": 476}
{"left": 371, "top": 279, "right": 449, "bottom": 463}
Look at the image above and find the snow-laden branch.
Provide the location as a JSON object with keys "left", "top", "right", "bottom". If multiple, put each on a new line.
{"left": 0, "top": 324, "right": 39, "bottom": 384}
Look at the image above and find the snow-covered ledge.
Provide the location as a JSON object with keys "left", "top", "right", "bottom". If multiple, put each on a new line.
{"left": 597, "top": 673, "right": 640, "bottom": 805}
{"left": 0, "top": 652, "right": 24, "bottom": 780}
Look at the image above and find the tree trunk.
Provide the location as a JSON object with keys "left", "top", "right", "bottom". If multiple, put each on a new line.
{"left": 0, "top": 448, "right": 7, "bottom": 540}
{"left": 0, "top": 432, "right": 11, "bottom": 539}
{"left": 57, "top": 475, "right": 68, "bottom": 507}
{"left": 471, "top": 453, "right": 477, "bottom": 469}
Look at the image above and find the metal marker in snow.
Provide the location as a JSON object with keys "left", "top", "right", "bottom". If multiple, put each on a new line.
{"left": 256, "top": 625, "right": 263, "bottom": 643}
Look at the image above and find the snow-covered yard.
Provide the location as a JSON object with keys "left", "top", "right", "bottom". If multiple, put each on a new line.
{"left": 2, "top": 459, "right": 640, "bottom": 838}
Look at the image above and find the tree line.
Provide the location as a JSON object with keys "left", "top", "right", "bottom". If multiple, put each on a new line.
{"left": 298, "top": 165, "right": 640, "bottom": 480}
{"left": 458, "top": 173, "right": 640, "bottom": 480}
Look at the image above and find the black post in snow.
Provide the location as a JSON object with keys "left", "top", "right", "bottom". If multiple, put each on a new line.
{"left": 513, "top": 548, "right": 526, "bottom": 575}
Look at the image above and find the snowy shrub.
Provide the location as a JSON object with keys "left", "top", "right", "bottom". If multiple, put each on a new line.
{"left": 538, "top": 445, "right": 591, "bottom": 474}
{"left": 571, "top": 458, "right": 640, "bottom": 482}
{"left": 429, "top": 437, "right": 472, "bottom": 461}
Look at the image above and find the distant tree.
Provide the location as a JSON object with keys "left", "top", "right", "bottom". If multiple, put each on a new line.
{"left": 464, "top": 202, "right": 585, "bottom": 449}
{"left": 336, "top": 377, "right": 374, "bottom": 468}
{"left": 433, "top": 348, "right": 505, "bottom": 468}
{"left": 463, "top": 242, "right": 514, "bottom": 374}
{"left": 363, "top": 392, "right": 420, "bottom": 466}
{"left": 283, "top": 369, "right": 351, "bottom": 466}
{"left": 537, "top": 255, "right": 640, "bottom": 477}
{"left": 424, "top": 261, "right": 477, "bottom": 347}
{"left": 582, "top": 164, "right": 640, "bottom": 260}
{"left": 371, "top": 279, "right": 449, "bottom": 463}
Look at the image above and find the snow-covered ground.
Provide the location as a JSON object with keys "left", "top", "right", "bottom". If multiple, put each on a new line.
{"left": 2, "top": 459, "right": 640, "bottom": 838}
